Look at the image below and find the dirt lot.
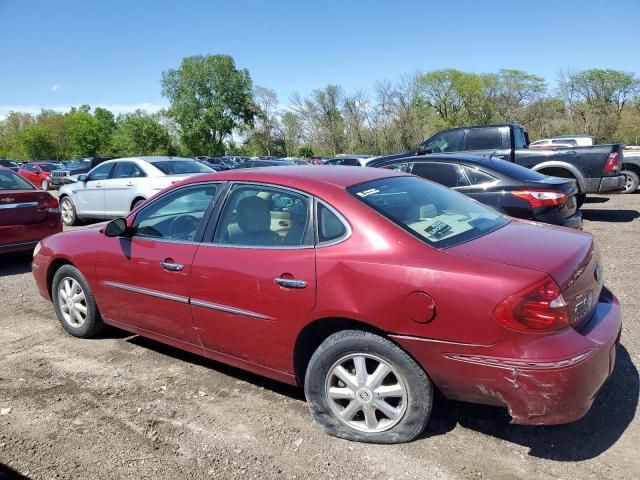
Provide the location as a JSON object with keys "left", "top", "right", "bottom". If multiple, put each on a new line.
{"left": 0, "top": 194, "right": 638, "bottom": 480}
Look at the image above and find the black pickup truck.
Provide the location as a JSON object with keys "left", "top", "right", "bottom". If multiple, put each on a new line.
{"left": 374, "top": 124, "right": 625, "bottom": 205}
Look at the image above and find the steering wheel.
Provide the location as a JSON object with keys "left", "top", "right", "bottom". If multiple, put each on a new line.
{"left": 167, "top": 214, "right": 200, "bottom": 240}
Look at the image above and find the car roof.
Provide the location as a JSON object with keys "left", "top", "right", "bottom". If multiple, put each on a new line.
{"left": 179, "top": 165, "right": 408, "bottom": 194}
{"left": 111, "top": 156, "right": 196, "bottom": 163}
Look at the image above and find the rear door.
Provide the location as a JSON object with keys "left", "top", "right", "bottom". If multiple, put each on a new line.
{"left": 464, "top": 126, "right": 511, "bottom": 160}
{"left": 103, "top": 161, "right": 147, "bottom": 217}
{"left": 190, "top": 182, "right": 316, "bottom": 373}
{"left": 75, "top": 162, "right": 113, "bottom": 217}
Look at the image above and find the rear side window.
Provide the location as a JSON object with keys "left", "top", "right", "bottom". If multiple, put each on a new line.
{"left": 153, "top": 160, "right": 213, "bottom": 175}
{"left": 466, "top": 128, "right": 502, "bottom": 150}
{"left": 112, "top": 162, "right": 146, "bottom": 179}
{"left": 349, "top": 176, "right": 508, "bottom": 248}
{"left": 514, "top": 128, "right": 528, "bottom": 149}
{"left": 411, "top": 163, "right": 469, "bottom": 188}
{"left": 462, "top": 166, "right": 497, "bottom": 185}
{"left": 0, "top": 170, "right": 35, "bottom": 190}
{"left": 317, "top": 203, "right": 348, "bottom": 243}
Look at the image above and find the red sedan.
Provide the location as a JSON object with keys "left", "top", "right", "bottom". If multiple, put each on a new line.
{"left": 0, "top": 167, "right": 61, "bottom": 254}
{"left": 32, "top": 166, "right": 621, "bottom": 443}
{"left": 17, "top": 161, "right": 65, "bottom": 190}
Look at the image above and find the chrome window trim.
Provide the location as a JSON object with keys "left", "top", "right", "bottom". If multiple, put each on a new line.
{"left": 315, "top": 198, "right": 352, "bottom": 248}
{"left": 191, "top": 298, "right": 272, "bottom": 320}
{"left": 0, "top": 240, "right": 39, "bottom": 248}
{"left": 102, "top": 281, "right": 189, "bottom": 304}
{"left": 0, "top": 202, "right": 38, "bottom": 210}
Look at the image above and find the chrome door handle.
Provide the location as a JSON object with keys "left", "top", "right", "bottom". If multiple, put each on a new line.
{"left": 274, "top": 277, "right": 307, "bottom": 289}
{"left": 160, "top": 261, "right": 184, "bottom": 272}
{"left": 126, "top": 182, "right": 135, "bottom": 186}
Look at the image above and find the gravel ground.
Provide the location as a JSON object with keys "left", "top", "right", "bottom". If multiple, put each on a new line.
{"left": 0, "top": 194, "right": 638, "bottom": 480}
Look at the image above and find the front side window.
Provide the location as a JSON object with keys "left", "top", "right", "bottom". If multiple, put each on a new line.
{"left": 133, "top": 184, "right": 220, "bottom": 241}
{"left": 0, "top": 170, "right": 35, "bottom": 190}
{"left": 88, "top": 163, "right": 114, "bottom": 181}
{"left": 349, "top": 176, "right": 508, "bottom": 248}
{"left": 112, "top": 162, "right": 145, "bottom": 179}
{"left": 410, "top": 163, "right": 469, "bottom": 188}
{"left": 152, "top": 160, "right": 213, "bottom": 175}
{"left": 214, "top": 185, "right": 311, "bottom": 247}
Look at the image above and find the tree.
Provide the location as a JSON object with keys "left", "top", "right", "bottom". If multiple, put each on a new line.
{"left": 94, "top": 107, "right": 116, "bottom": 151}
{"left": 17, "top": 124, "right": 58, "bottom": 159}
{"left": 482, "top": 69, "right": 546, "bottom": 123}
{"left": 250, "top": 86, "right": 280, "bottom": 156}
{"left": 65, "top": 111, "right": 104, "bottom": 157}
{"left": 111, "top": 111, "right": 172, "bottom": 156}
{"left": 161, "top": 54, "right": 255, "bottom": 155}
{"left": 280, "top": 111, "right": 304, "bottom": 157}
{"left": 298, "top": 145, "right": 313, "bottom": 158}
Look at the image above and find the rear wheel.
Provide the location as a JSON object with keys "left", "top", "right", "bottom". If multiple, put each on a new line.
{"left": 52, "top": 265, "right": 104, "bottom": 338}
{"left": 622, "top": 169, "right": 639, "bottom": 194}
{"left": 60, "top": 197, "right": 77, "bottom": 226}
{"left": 304, "top": 330, "right": 432, "bottom": 444}
{"left": 131, "top": 198, "right": 146, "bottom": 211}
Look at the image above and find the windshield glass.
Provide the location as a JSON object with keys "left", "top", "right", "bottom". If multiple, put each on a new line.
{"left": 39, "top": 163, "right": 65, "bottom": 172}
{"left": 0, "top": 170, "right": 35, "bottom": 190}
{"left": 349, "top": 176, "right": 509, "bottom": 248}
{"left": 0, "top": 161, "right": 19, "bottom": 168}
{"left": 152, "top": 160, "right": 213, "bottom": 175}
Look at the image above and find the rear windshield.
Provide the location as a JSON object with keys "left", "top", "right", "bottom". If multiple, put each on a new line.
{"left": 0, "top": 170, "right": 35, "bottom": 190}
{"left": 484, "top": 160, "right": 548, "bottom": 182}
{"left": 152, "top": 160, "right": 213, "bottom": 175}
{"left": 349, "top": 176, "right": 509, "bottom": 248}
{"left": 39, "top": 163, "right": 64, "bottom": 172}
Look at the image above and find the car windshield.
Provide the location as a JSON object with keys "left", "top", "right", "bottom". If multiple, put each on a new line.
{"left": 349, "top": 176, "right": 509, "bottom": 248}
{"left": 152, "top": 160, "right": 213, "bottom": 175}
{"left": 0, "top": 170, "right": 35, "bottom": 190}
{"left": 39, "top": 163, "right": 65, "bottom": 172}
{"left": 0, "top": 161, "right": 19, "bottom": 168}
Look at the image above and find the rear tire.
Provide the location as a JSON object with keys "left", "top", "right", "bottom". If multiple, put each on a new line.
{"left": 622, "top": 169, "right": 639, "bottom": 194}
{"left": 60, "top": 197, "right": 78, "bottom": 226}
{"left": 304, "top": 330, "right": 432, "bottom": 444}
{"left": 52, "top": 265, "right": 104, "bottom": 338}
{"left": 131, "top": 198, "right": 146, "bottom": 211}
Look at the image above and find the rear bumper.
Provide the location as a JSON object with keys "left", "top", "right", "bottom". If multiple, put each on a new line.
{"left": 392, "top": 288, "right": 622, "bottom": 425}
{"left": 583, "top": 175, "right": 625, "bottom": 194}
{"left": 0, "top": 216, "right": 62, "bottom": 254}
{"left": 535, "top": 210, "right": 583, "bottom": 230}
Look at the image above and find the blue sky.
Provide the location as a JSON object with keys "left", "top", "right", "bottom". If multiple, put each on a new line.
{"left": 1, "top": 0, "right": 638, "bottom": 118}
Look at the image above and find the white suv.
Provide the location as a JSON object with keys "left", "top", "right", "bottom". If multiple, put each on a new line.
{"left": 58, "top": 156, "right": 214, "bottom": 226}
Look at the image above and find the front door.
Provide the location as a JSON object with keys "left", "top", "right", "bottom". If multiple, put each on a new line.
{"left": 190, "top": 183, "right": 316, "bottom": 373}
{"left": 94, "top": 182, "right": 222, "bottom": 342}
{"left": 76, "top": 162, "right": 113, "bottom": 217}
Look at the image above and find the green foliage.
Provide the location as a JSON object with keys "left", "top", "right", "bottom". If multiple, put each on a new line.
{"left": 17, "top": 124, "right": 58, "bottom": 159}
{"left": 65, "top": 111, "right": 104, "bottom": 157}
{"left": 110, "top": 111, "right": 173, "bottom": 156}
{"left": 298, "top": 146, "right": 314, "bottom": 158}
{"left": 161, "top": 54, "right": 255, "bottom": 156}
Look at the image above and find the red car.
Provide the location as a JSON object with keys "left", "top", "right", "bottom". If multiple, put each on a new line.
{"left": 0, "top": 167, "right": 61, "bottom": 254}
{"left": 32, "top": 166, "right": 621, "bottom": 443}
{"left": 17, "top": 161, "right": 65, "bottom": 190}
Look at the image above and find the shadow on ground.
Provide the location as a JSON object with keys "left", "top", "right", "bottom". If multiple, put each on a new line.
{"left": 0, "top": 252, "right": 32, "bottom": 277}
{"left": 0, "top": 463, "right": 30, "bottom": 479}
{"left": 583, "top": 197, "right": 610, "bottom": 204}
{"left": 126, "top": 335, "right": 637, "bottom": 462}
{"left": 581, "top": 208, "right": 639, "bottom": 222}
{"left": 424, "top": 345, "right": 638, "bottom": 461}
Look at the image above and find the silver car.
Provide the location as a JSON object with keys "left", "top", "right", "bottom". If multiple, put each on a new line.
{"left": 58, "top": 156, "right": 214, "bottom": 226}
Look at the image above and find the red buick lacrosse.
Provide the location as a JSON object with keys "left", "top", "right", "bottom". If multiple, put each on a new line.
{"left": 32, "top": 166, "right": 621, "bottom": 443}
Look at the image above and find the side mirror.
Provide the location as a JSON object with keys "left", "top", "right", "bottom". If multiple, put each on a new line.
{"left": 78, "top": 174, "right": 88, "bottom": 182}
{"left": 104, "top": 218, "right": 130, "bottom": 237}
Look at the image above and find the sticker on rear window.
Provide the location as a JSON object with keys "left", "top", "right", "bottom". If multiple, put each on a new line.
{"left": 424, "top": 220, "right": 452, "bottom": 239}
{"left": 356, "top": 188, "right": 380, "bottom": 198}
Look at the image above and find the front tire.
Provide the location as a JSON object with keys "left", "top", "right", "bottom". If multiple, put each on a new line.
{"left": 622, "top": 169, "right": 639, "bottom": 194}
{"left": 60, "top": 197, "right": 78, "bottom": 226}
{"left": 52, "top": 265, "right": 104, "bottom": 338}
{"left": 304, "top": 330, "right": 433, "bottom": 444}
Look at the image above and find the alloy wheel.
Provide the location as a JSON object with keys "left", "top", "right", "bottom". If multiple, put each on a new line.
{"left": 61, "top": 199, "right": 74, "bottom": 224}
{"left": 325, "top": 353, "right": 407, "bottom": 433}
{"left": 57, "top": 277, "right": 88, "bottom": 328}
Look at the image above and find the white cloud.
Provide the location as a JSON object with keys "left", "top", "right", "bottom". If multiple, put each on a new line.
{"left": 0, "top": 102, "right": 168, "bottom": 120}
{"left": 51, "top": 84, "right": 61, "bottom": 93}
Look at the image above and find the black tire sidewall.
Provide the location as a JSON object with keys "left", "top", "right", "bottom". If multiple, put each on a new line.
{"left": 304, "top": 330, "right": 432, "bottom": 444}
{"left": 51, "top": 265, "right": 103, "bottom": 337}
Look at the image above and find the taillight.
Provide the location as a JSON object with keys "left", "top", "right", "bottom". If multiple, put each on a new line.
{"left": 511, "top": 190, "right": 568, "bottom": 208}
{"left": 37, "top": 194, "right": 59, "bottom": 213}
{"left": 604, "top": 152, "right": 620, "bottom": 173}
{"left": 494, "top": 277, "right": 570, "bottom": 333}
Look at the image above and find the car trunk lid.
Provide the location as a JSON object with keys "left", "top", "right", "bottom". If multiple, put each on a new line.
{"left": 450, "top": 221, "right": 602, "bottom": 329}
{"left": 0, "top": 190, "right": 57, "bottom": 226}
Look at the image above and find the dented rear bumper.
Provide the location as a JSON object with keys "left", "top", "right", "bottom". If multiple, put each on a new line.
{"left": 392, "top": 288, "right": 621, "bottom": 425}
